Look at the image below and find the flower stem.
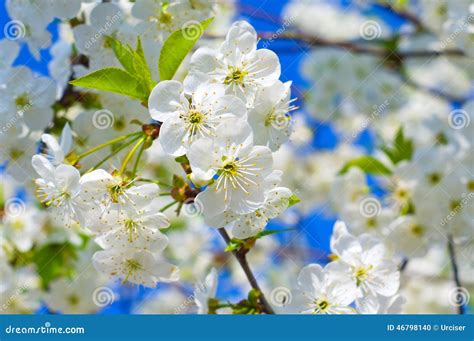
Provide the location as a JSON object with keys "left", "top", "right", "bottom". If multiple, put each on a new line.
{"left": 119, "top": 136, "right": 146, "bottom": 176}
{"left": 77, "top": 131, "right": 142, "bottom": 160}
{"left": 217, "top": 228, "right": 275, "bottom": 314}
{"left": 137, "top": 178, "right": 173, "bottom": 188}
{"left": 86, "top": 135, "right": 142, "bottom": 173}
{"left": 160, "top": 201, "right": 177, "bottom": 212}
{"left": 447, "top": 234, "right": 465, "bottom": 314}
{"left": 132, "top": 138, "right": 147, "bottom": 178}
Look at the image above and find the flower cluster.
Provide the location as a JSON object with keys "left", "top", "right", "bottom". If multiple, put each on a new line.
{"left": 285, "top": 221, "right": 402, "bottom": 314}
{"left": 148, "top": 21, "right": 295, "bottom": 239}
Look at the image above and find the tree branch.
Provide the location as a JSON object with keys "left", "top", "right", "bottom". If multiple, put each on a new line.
{"left": 217, "top": 228, "right": 275, "bottom": 314}
{"left": 255, "top": 31, "right": 465, "bottom": 59}
{"left": 447, "top": 235, "right": 466, "bottom": 314}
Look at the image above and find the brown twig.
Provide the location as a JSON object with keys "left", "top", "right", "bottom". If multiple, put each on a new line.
{"left": 447, "top": 235, "right": 466, "bottom": 314}
{"left": 217, "top": 228, "right": 275, "bottom": 314}
{"left": 256, "top": 31, "right": 465, "bottom": 59}
{"left": 376, "top": 3, "right": 424, "bottom": 31}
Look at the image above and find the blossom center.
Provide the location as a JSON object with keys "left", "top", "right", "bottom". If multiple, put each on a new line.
{"left": 427, "top": 172, "right": 441, "bottom": 185}
{"left": 410, "top": 223, "right": 424, "bottom": 237}
{"left": 9, "top": 148, "right": 24, "bottom": 160}
{"left": 354, "top": 265, "right": 372, "bottom": 286}
{"left": 313, "top": 298, "right": 331, "bottom": 314}
{"left": 222, "top": 160, "right": 239, "bottom": 176}
{"left": 108, "top": 184, "right": 125, "bottom": 203}
{"left": 214, "top": 155, "right": 260, "bottom": 201}
{"left": 449, "top": 200, "right": 462, "bottom": 212}
{"left": 11, "top": 219, "right": 25, "bottom": 231}
{"left": 15, "top": 93, "right": 30, "bottom": 108}
{"left": 224, "top": 66, "right": 248, "bottom": 85}
{"left": 68, "top": 294, "right": 80, "bottom": 306}
{"left": 125, "top": 219, "right": 139, "bottom": 242}
{"left": 366, "top": 217, "right": 377, "bottom": 229}
{"left": 126, "top": 259, "right": 142, "bottom": 270}
{"left": 188, "top": 110, "right": 205, "bottom": 124}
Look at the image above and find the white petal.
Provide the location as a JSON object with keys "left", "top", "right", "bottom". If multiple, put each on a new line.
{"left": 251, "top": 49, "right": 281, "bottom": 85}
{"left": 195, "top": 188, "right": 226, "bottom": 217}
{"left": 297, "top": 264, "right": 325, "bottom": 295}
{"left": 189, "top": 47, "right": 220, "bottom": 74}
{"left": 31, "top": 155, "right": 54, "bottom": 180}
{"left": 55, "top": 164, "right": 80, "bottom": 191}
{"left": 224, "top": 21, "right": 257, "bottom": 55}
{"left": 148, "top": 80, "right": 186, "bottom": 122}
{"left": 158, "top": 116, "right": 187, "bottom": 156}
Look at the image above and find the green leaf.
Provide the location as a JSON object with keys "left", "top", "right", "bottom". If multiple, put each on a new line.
{"left": 106, "top": 36, "right": 135, "bottom": 74}
{"left": 224, "top": 239, "right": 242, "bottom": 252}
{"left": 255, "top": 228, "right": 295, "bottom": 239}
{"left": 288, "top": 194, "right": 301, "bottom": 207}
{"left": 70, "top": 68, "right": 147, "bottom": 101}
{"left": 106, "top": 36, "right": 155, "bottom": 95}
{"left": 174, "top": 154, "right": 190, "bottom": 165}
{"left": 159, "top": 17, "right": 214, "bottom": 80}
{"left": 381, "top": 127, "right": 413, "bottom": 164}
{"left": 132, "top": 37, "right": 154, "bottom": 92}
{"left": 32, "top": 242, "right": 78, "bottom": 288}
{"left": 339, "top": 156, "right": 392, "bottom": 175}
